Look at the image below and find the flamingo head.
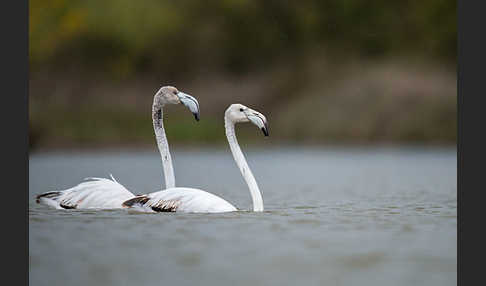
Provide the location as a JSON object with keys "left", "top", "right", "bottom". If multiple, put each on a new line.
{"left": 225, "top": 103, "right": 269, "bottom": 136}
{"left": 154, "top": 86, "right": 200, "bottom": 121}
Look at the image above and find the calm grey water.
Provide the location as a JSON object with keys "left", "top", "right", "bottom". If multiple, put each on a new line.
{"left": 29, "top": 146, "right": 457, "bottom": 286}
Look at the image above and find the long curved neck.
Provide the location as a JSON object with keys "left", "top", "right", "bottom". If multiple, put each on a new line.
{"left": 225, "top": 116, "right": 263, "bottom": 212}
{"left": 152, "top": 102, "right": 176, "bottom": 189}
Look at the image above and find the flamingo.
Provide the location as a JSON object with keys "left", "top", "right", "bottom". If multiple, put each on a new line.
{"left": 121, "top": 103, "right": 268, "bottom": 213}
{"left": 35, "top": 86, "right": 200, "bottom": 209}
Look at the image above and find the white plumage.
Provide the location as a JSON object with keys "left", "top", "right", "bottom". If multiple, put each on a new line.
{"left": 123, "top": 188, "right": 237, "bottom": 213}
{"left": 36, "top": 175, "right": 134, "bottom": 209}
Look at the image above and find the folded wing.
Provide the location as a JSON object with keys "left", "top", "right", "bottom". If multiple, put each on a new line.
{"left": 122, "top": 187, "right": 237, "bottom": 213}
{"left": 36, "top": 175, "right": 135, "bottom": 209}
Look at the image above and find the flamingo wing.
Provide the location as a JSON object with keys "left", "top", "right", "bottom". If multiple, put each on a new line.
{"left": 122, "top": 187, "right": 237, "bottom": 213}
{"left": 36, "top": 175, "right": 135, "bottom": 209}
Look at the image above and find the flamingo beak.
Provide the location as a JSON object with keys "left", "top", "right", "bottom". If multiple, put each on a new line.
{"left": 177, "top": 92, "right": 200, "bottom": 121}
{"left": 261, "top": 122, "right": 269, "bottom": 136}
{"left": 247, "top": 111, "right": 269, "bottom": 136}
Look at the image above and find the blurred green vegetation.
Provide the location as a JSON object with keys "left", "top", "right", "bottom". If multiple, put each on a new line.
{"left": 29, "top": 0, "right": 456, "bottom": 149}
{"left": 30, "top": 0, "right": 455, "bottom": 77}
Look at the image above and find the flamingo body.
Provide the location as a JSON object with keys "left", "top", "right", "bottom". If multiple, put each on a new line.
{"left": 36, "top": 176, "right": 134, "bottom": 209}
{"left": 122, "top": 188, "right": 238, "bottom": 213}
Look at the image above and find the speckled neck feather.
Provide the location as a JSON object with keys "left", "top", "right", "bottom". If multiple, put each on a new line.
{"left": 152, "top": 98, "right": 176, "bottom": 189}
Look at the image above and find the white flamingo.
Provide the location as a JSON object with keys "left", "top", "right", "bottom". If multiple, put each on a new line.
{"left": 36, "top": 86, "right": 200, "bottom": 209}
{"left": 121, "top": 103, "right": 268, "bottom": 213}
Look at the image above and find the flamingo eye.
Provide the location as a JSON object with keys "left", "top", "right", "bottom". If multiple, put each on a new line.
{"left": 173, "top": 91, "right": 178, "bottom": 95}
{"left": 239, "top": 108, "right": 244, "bottom": 112}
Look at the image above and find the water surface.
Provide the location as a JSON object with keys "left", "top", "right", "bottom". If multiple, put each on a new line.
{"left": 29, "top": 146, "right": 456, "bottom": 286}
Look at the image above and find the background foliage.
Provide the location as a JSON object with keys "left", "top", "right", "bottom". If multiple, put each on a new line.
{"left": 29, "top": 0, "right": 456, "bottom": 149}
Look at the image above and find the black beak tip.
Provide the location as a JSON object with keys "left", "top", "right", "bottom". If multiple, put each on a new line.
{"left": 261, "top": 127, "right": 269, "bottom": 136}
